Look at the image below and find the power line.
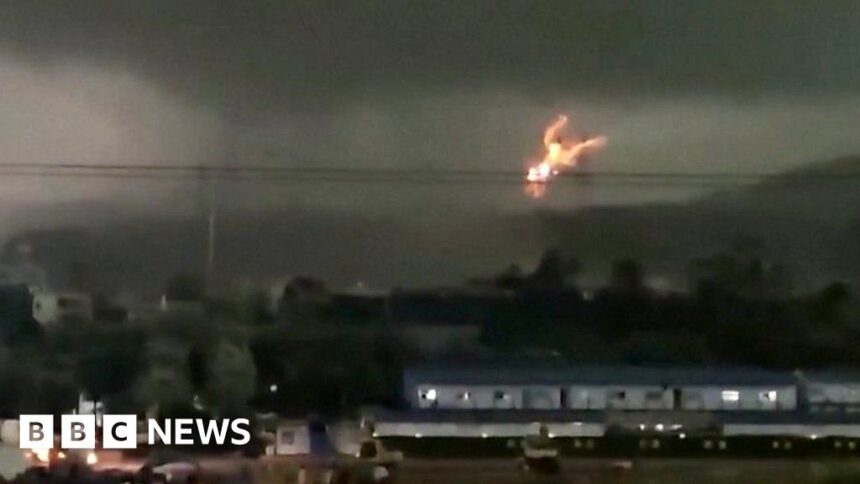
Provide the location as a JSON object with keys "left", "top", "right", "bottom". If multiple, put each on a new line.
{"left": 0, "top": 162, "right": 858, "bottom": 186}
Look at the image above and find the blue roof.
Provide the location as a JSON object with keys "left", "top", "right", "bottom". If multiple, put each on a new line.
{"left": 405, "top": 363, "right": 797, "bottom": 387}
{"left": 800, "top": 370, "right": 860, "bottom": 383}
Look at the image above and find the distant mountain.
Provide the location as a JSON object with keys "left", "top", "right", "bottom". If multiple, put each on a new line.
{"left": 3, "top": 157, "right": 860, "bottom": 295}
{"left": 536, "top": 156, "right": 860, "bottom": 287}
{"left": 0, "top": 205, "right": 547, "bottom": 296}
{"left": 704, "top": 155, "right": 860, "bottom": 223}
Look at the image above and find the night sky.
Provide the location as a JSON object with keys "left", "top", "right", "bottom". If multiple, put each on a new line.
{"left": 0, "top": 1, "right": 859, "bottom": 228}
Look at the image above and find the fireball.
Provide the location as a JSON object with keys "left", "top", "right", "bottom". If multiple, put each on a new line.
{"left": 524, "top": 114, "right": 607, "bottom": 197}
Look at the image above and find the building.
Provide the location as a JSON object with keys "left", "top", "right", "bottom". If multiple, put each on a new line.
{"left": 404, "top": 364, "right": 797, "bottom": 413}
{"left": 801, "top": 370, "right": 860, "bottom": 413}
{"left": 362, "top": 362, "right": 860, "bottom": 457}
{"left": 32, "top": 291, "right": 93, "bottom": 325}
{"left": 273, "top": 420, "right": 312, "bottom": 455}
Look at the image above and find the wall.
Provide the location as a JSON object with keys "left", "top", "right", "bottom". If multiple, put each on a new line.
{"left": 807, "top": 382, "right": 860, "bottom": 406}
{"left": 373, "top": 422, "right": 604, "bottom": 438}
{"left": 569, "top": 385, "right": 672, "bottom": 411}
{"left": 410, "top": 383, "right": 797, "bottom": 411}
{"left": 681, "top": 386, "right": 796, "bottom": 411}
{"left": 414, "top": 385, "right": 524, "bottom": 410}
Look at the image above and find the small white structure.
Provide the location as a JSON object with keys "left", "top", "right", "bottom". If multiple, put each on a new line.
{"left": 328, "top": 420, "right": 366, "bottom": 456}
{"left": 275, "top": 422, "right": 311, "bottom": 455}
{"left": 0, "top": 420, "right": 27, "bottom": 480}
{"left": 0, "top": 420, "right": 19, "bottom": 445}
{"left": 33, "top": 291, "right": 93, "bottom": 325}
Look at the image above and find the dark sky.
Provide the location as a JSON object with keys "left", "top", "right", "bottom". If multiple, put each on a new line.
{"left": 4, "top": 1, "right": 860, "bottom": 104}
{"left": 1, "top": 1, "right": 860, "bottom": 215}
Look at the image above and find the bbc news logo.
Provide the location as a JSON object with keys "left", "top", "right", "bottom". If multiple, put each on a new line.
{"left": 20, "top": 415, "right": 251, "bottom": 450}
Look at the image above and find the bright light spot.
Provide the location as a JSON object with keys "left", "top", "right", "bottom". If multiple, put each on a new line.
{"left": 679, "top": 433, "right": 687, "bottom": 439}
{"left": 721, "top": 390, "right": 740, "bottom": 402}
{"left": 481, "top": 433, "right": 488, "bottom": 439}
{"left": 526, "top": 162, "right": 553, "bottom": 183}
{"left": 810, "top": 434, "right": 819, "bottom": 440}
{"left": 655, "top": 424, "right": 665, "bottom": 432}
{"left": 421, "top": 388, "right": 437, "bottom": 401}
{"left": 548, "top": 433, "right": 556, "bottom": 439}
{"left": 32, "top": 448, "right": 50, "bottom": 463}
{"left": 269, "top": 384, "right": 278, "bottom": 393}
{"left": 86, "top": 451, "right": 98, "bottom": 465}
{"left": 524, "top": 114, "right": 607, "bottom": 198}
{"left": 414, "top": 433, "right": 423, "bottom": 439}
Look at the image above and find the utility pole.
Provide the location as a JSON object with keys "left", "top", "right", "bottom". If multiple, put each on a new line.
{"left": 207, "top": 191, "right": 216, "bottom": 286}
{"left": 199, "top": 166, "right": 217, "bottom": 288}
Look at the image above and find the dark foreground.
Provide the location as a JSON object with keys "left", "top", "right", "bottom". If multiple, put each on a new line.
{"left": 391, "top": 459, "right": 860, "bottom": 484}
{"left": 10, "top": 456, "right": 860, "bottom": 484}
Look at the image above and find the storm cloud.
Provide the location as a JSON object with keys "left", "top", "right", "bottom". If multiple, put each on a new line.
{"left": 1, "top": 1, "right": 860, "bottom": 288}
{"left": 3, "top": 1, "right": 860, "bottom": 106}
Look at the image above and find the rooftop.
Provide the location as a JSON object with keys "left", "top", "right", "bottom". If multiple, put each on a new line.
{"left": 405, "top": 363, "right": 799, "bottom": 387}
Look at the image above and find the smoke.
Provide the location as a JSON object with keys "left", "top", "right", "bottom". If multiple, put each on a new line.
{"left": 0, "top": 51, "right": 222, "bottom": 227}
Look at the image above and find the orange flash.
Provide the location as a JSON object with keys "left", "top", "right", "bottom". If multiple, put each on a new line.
{"left": 525, "top": 114, "right": 607, "bottom": 197}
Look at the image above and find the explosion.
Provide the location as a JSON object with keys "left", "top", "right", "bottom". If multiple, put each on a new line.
{"left": 524, "top": 114, "right": 607, "bottom": 197}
